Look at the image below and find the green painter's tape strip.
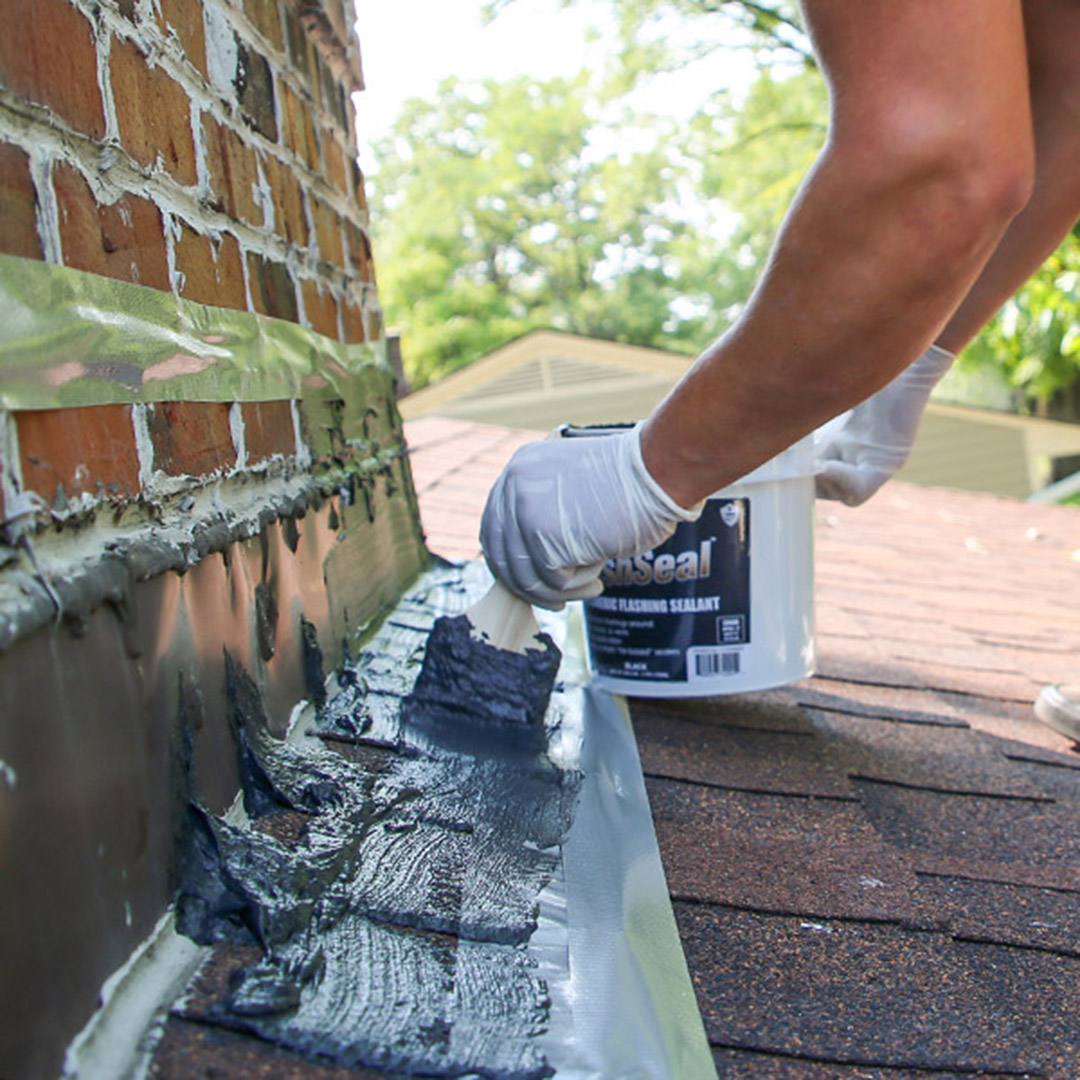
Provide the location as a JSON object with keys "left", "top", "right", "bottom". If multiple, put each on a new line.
{"left": 0, "top": 253, "right": 385, "bottom": 409}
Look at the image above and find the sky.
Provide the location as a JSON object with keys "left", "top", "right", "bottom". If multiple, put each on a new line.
{"left": 352, "top": 0, "right": 612, "bottom": 160}
{"left": 350, "top": 0, "right": 759, "bottom": 168}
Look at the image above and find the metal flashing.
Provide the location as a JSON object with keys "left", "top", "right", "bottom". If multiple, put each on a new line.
{"left": 166, "top": 561, "right": 715, "bottom": 1078}
{"left": 0, "top": 253, "right": 384, "bottom": 410}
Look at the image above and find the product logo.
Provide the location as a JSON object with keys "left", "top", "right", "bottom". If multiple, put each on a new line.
{"left": 600, "top": 538, "right": 715, "bottom": 588}
{"left": 720, "top": 503, "right": 741, "bottom": 528}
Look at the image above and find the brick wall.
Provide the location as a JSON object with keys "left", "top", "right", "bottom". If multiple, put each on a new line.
{"left": 0, "top": 9, "right": 435, "bottom": 1075}
{"left": 0, "top": 0, "right": 382, "bottom": 523}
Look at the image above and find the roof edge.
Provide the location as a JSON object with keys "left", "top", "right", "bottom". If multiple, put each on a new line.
{"left": 398, "top": 330, "right": 695, "bottom": 419}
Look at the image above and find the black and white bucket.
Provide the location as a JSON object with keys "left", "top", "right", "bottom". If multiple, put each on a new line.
{"left": 566, "top": 425, "right": 816, "bottom": 697}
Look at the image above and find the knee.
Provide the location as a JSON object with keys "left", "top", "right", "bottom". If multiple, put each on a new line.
{"left": 833, "top": 99, "right": 1035, "bottom": 261}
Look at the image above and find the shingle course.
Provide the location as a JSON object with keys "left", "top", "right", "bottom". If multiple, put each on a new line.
{"left": 145, "top": 418, "right": 1080, "bottom": 1078}
{"left": 677, "top": 902, "right": 1080, "bottom": 1075}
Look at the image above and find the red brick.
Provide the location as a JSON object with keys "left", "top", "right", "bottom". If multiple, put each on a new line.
{"left": 340, "top": 297, "right": 366, "bottom": 343}
{"left": 243, "top": 0, "right": 284, "bottom": 53}
{"left": 302, "top": 35, "right": 321, "bottom": 105}
{"left": 280, "top": 81, "right": 320, "bottom": 170}
{"left": 157, "top": 0, "right": 208, "bottom": 79}
{"left": 0, "top": 143, "right": 43, "bottom": 260}
{"left": 241, "top": 400, "right": 295, "bottom": 463}
{"left": 202, "top": 114, "right": 262, "bottom": 226}
{"left": 322, "top": 0, "right": 349, "bottom": 47}
{"left": 344, "top": 92, "right": 358, "bottom": 142}
{"left": 0, "top": 0, "right": 105, "bottom": 139}
{"left": 283, "top": 14, "right": 309, "bottom": 88}
{"left": 352, "top": 159, "right": 368, "bottom": 211}
{"left": 246, "top": 251, "right": 298, "bottom": 323}
{"left": 109, "top": 36, "right": 197, "bottom": 186}
{"left": 321, "top": 130, "right": 347, "bottom": 198}
{"left": 17, "top": 405, "right": 139, "bottom": 504}
{"left": 174, "top": 225, "right": 247, "bottom": 310}
{"left": 320, "top": 77, "right": 340, "bottom": 131}
{"left": 314, "top": 55, "right": 343, "bottom": 127}
{"left": 53, "top": 162, "right": 170, "bottom": 289}
{"left": 235, "top": 40, "right": 277, "bottom": 142}
{"left": 264, "top": 155, "right": 309, "bottom": 247}
{"left": 311, "top": 197, "right": 344, "bottom": 268}
{"left": 301, "top": 278, "right": 338, "bottom": 339}
{"left": 344, "top": 219, "right": 373, "bottom": 281}
{"left": 147, "top": 402, "right": 235, "bottom": 477}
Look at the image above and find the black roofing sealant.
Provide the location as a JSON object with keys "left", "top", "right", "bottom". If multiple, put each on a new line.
{"left": 174, "top": 570, "right": 578, "bottom": 1079}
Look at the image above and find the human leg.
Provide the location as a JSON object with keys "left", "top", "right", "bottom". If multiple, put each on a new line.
{"left": 641, "top": 0, "right": 1034, "bottom": 508}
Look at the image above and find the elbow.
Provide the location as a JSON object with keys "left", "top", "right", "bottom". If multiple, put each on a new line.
{"left": 832, "top": 102, "right": 1035, "bottom": 268}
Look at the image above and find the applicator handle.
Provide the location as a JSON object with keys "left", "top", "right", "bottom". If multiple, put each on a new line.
{"left": 464, "top": 579, "right": 542, "bottom": 654}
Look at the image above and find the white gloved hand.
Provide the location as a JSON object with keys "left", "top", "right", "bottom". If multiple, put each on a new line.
{"left": 481, "top": 424, "right": 703, "bottom": 609}
{"left": 815, "top": 343, "right": 955, "bottom": 506}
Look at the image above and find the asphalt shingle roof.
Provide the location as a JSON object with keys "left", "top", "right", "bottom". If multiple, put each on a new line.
{"left": 402, "top": 416, "right": 1080, "bottom": 1080}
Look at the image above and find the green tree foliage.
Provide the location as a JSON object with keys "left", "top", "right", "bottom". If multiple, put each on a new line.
{"left": 580, "top": 0, "right": 1080, "bottom": 417}
{"left": 368, "top": 75, "right": 733, "bottom": 387}
{"left": 381, "top": 0, "right": 1080, "bottom": 412}
{"left": 686, "top": 67, "right": 826, "bottom": 300}
{"left": 963, "top": 226, "right": 1080, "bottom": 418}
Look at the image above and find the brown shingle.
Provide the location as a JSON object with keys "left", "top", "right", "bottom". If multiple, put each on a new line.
{"left": 854, "top": 780, "right": 1080, "bottom": 890}
{"left": 634, "top": 704, "right": 853, "bottom": 798}
{"left": 677, "top": 902, "right": 1080, "bottom": 1074}
{"left": 810, "top": 710, "right": 1050, "bottom": 799}
{"left": 647, "top": 777, "right": 924, "bottom": 924}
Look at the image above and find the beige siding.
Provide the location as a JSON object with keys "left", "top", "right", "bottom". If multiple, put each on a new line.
{"left": 898, "top": 412, "right": 1034, "bottom": 498}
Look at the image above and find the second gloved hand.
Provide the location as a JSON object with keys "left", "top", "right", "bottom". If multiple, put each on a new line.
{"left": 815, "top": 343, "right": 955, "bottom": 506}
{"left": 481, "top": 423, "right": 703, "bottom": 609}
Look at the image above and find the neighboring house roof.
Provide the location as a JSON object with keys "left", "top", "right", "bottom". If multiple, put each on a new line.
{"left": 399, "top": 331, "right": 1080, "bottom": 499}
{"left": 398, "top": 329, "right": 693, "bottom": 432}
{"left": 405, "top": 414, "right": 1080, "bottom": 1077}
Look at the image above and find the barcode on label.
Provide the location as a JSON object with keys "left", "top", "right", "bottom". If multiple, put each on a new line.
{"left": 694, "top": 650, "right": 741, "bottom": 677}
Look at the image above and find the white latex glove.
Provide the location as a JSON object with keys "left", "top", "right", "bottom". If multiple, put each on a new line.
{"left": 815, "top": 343, "right": 955, "bottom": 506}
{"left": 481, "top": 423, "right": 703, "bottom": 610}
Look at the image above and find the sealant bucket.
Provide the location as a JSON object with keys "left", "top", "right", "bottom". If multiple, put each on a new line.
{"left": 571, "top": 425, "right": 816, "bottom": 697}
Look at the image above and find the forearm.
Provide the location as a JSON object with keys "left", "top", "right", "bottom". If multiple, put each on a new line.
{"left": 641, "top": 149, "right": 1019, "bottom": 507}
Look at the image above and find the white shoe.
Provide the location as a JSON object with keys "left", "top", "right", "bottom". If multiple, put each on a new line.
{"left": 1034, "top": 684, "right": 1080, "bottom": 742}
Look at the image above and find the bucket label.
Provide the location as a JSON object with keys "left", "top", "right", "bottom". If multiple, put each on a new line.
{"left": 584, "top": 498, "right": 750, "bottom": 683}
